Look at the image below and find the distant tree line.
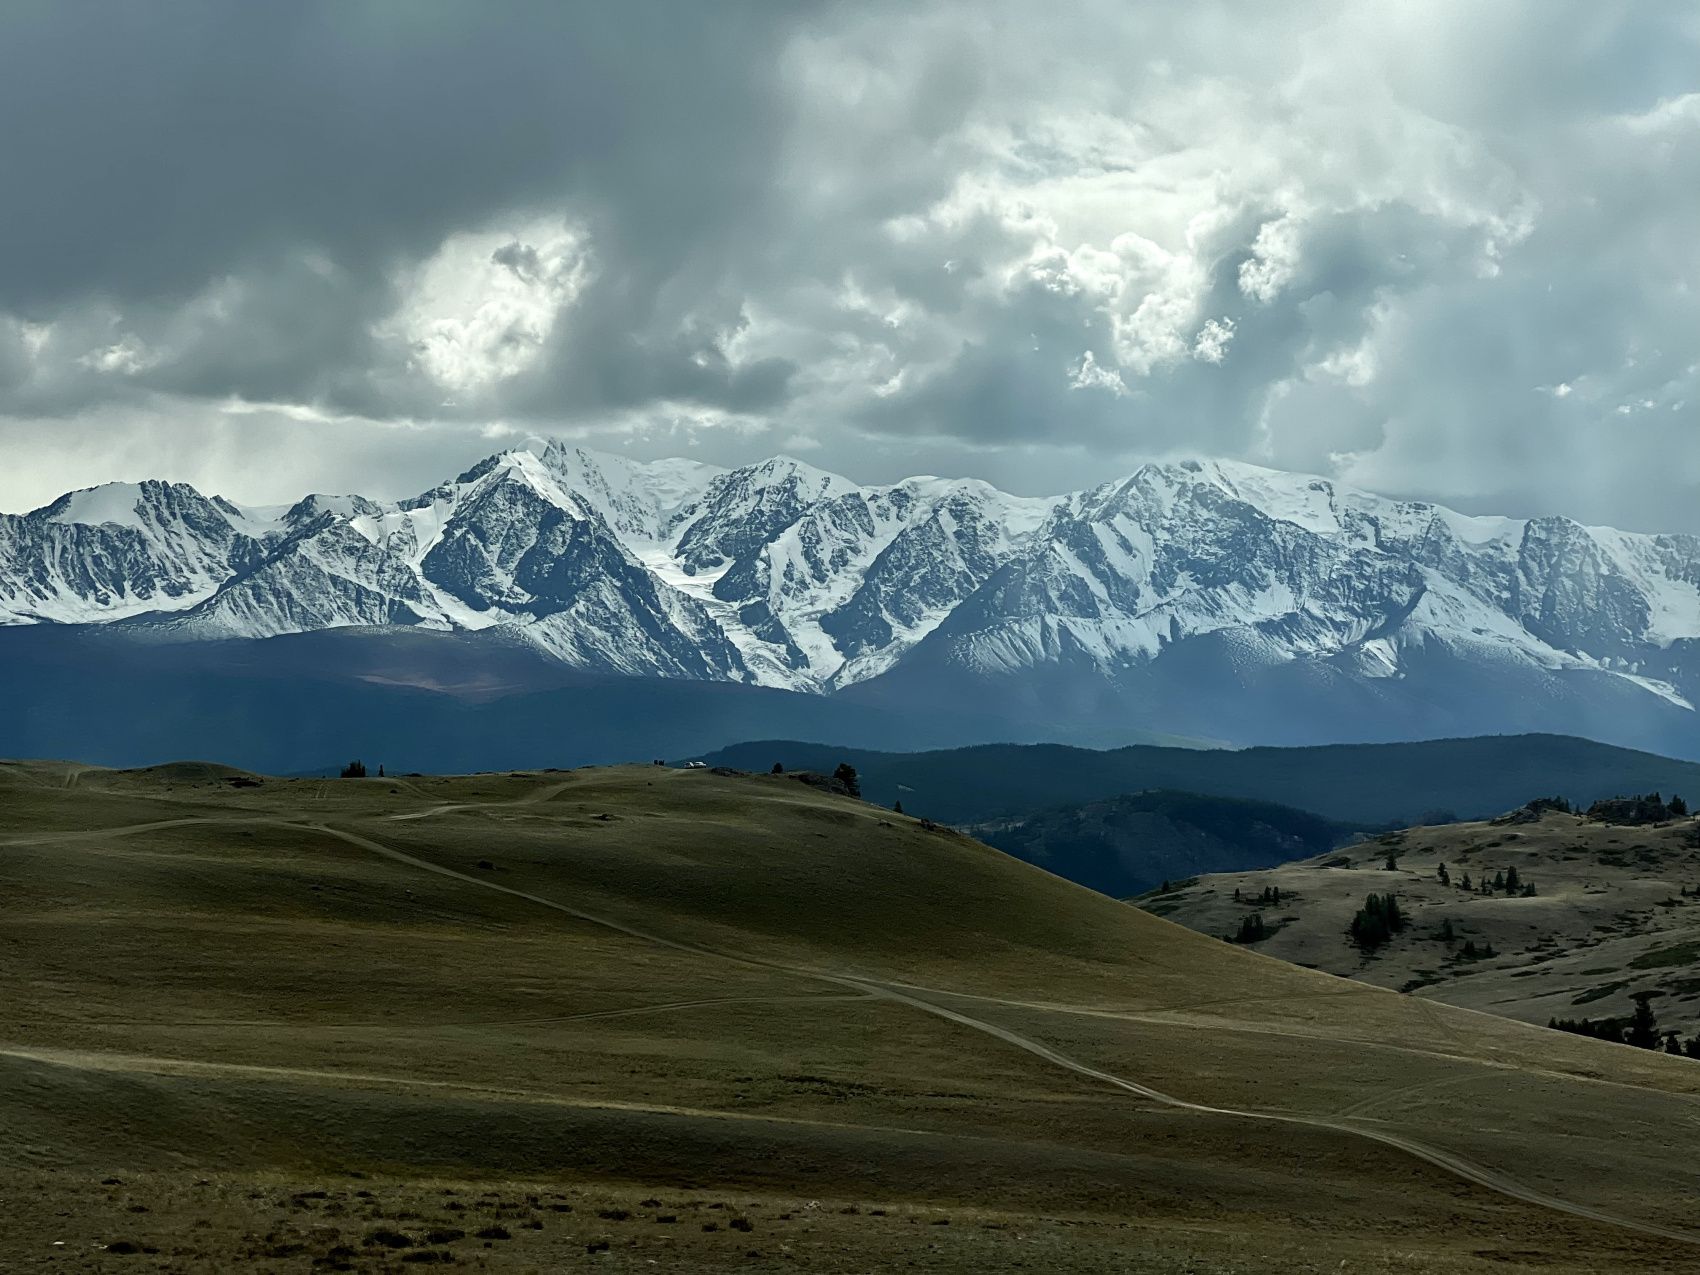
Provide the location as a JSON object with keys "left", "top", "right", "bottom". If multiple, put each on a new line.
{"left": 1586, "top": 792, "right": 1689, "bottom": 826}
{"left": 765, "top": 759, "right": 865, "bottom": 801}
{"left": 1550, "top": 992, "right": 1700, "bottom": 1058}
{"left": 1437, "top": 860, "right": 1535, "bottom": 897}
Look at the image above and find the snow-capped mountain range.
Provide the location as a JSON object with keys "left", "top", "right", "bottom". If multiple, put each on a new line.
{"left": 5, "top": 441, "right": 1700, "bottom": 750}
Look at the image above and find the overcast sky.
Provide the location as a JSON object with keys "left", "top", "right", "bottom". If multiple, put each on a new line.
{"left": 2, "top": 1, "right": 1697, "bottom": 531}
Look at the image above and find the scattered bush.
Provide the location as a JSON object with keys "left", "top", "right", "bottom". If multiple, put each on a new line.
{"left": 1229, "top": 913, "right": 1268, "bottom": 944}
{"left": 1494, "top": 796, "right": 1572, "bottom": 825}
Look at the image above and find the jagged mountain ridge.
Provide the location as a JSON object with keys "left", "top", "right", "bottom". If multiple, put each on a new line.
{"left": 3, "top": 444, "right": 1699, "bottom": 747}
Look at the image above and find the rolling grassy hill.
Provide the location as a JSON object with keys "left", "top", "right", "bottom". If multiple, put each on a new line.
{"left": 1148, "top": 805, "right": 1700, "bottom": 1040}
{"left": 704, "top": 733, "right": 1700, "bottom": 826}
{"left": 4, "top": 760, "right": 1700, "bottom": 1270}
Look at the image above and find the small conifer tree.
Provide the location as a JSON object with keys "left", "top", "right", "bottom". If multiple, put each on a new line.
{"left": 832, "top": 762, "right": 861, "bottom": 798}
{"left": 1626, "top": 993, "right": 1661, "bottom": 1050}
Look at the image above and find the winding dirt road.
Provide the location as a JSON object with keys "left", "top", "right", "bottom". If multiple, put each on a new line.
{"left": 9, "top": 804, "right": 1699, "bottom": 1247}
{"left": 302, "top": 815, "right": 1700, "bottom": 1247}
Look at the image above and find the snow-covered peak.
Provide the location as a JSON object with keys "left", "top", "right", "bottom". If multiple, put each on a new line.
{"left": 284, "top": 492, "right": 388, "bottom": 527}
{"left": 5, "top": 447, "right": 1700, "bottom": 737}
{"left": 528, "top": 441, "right": 723, "bottom": 541}
{"left": 40, "top": 479, "right": 258, "bottom": 537}
{"left": 1072, "top": 458, "right": 1356, "bottom": 535}
{"left": 5, "top": 479, "right": 260, "bottom": 624}
{"left": 41, "top": 481, "right": 160, "bottom": 530}
{"left": 669, "top": 456, "right": 861, "bottom": 573}
{"left": 739, "top": 454, "right": 856, "bottom": 490}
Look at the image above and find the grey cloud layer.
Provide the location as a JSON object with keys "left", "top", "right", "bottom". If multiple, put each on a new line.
{"left": 0, "top": 0, "right": 1696, "bottom": 531}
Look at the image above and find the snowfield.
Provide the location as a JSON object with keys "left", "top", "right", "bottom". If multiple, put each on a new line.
{"left": 3, "top": 445, "right": 1699, "bottom": 734}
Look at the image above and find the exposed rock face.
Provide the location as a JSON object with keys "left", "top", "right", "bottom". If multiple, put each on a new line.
{"left": 4, "top": 445, "right": 1699, "bottom": 749}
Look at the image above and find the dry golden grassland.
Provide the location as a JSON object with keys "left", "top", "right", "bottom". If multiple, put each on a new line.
{"left": 4, "top": 760, "right": 1700, "bottom": 1271}
{"left": 1152, "top": 810, "right": 1700, "bottom": 1035}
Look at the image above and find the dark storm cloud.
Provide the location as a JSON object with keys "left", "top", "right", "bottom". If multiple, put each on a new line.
{"left": 0, "top": 0, "right": 1696, "bottom": 534}
{"left": 0, "top": 0, "right": 813, "bottom": 419}
{"left": 0, "top": 1, "right": 798, "bottom": 306}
